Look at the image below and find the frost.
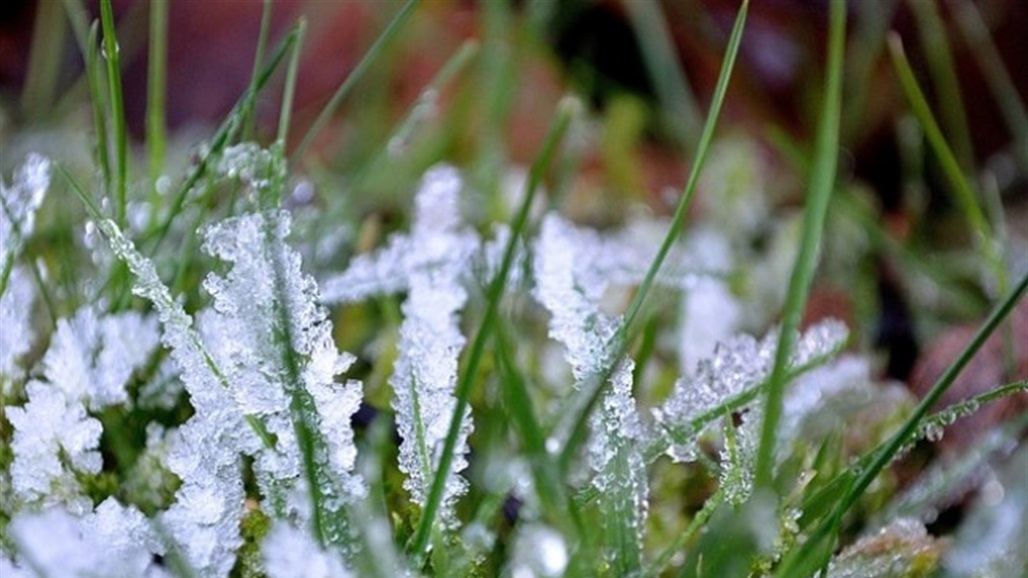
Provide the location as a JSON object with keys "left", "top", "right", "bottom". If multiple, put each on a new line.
{"left": 36, "top": 306, "right": 159, "bottom": 409}
{"left": 200, "top": 208, "right": 365, "bottom": 520}
{"left": 0, "top": 267, "right": 35, "bottom": 382}
{"left": 321, "top": 166, "right": 476, "bottom": 526}
{"left": 827, "top": 518, "right": 941, "bottom": 578}
{"left": 532, "top": 214, "right": 648, "bottom": 566}
{"left": 654, "top": 318, "right": 849, "bottom": 462}
{"left": 1, "top": 153, "right": 50, "bottom": 267}
{"left": 508, "top": 524, "right": 568, "bottom": 578}
{"left": 9, "top": 499, "right": 164, "bottom": 578}
{"left": 1, "top": 154, "right": 50, "bottom": 385}
{"left": 7, "top": 381, "right": 101, "bottom": 511}
{"left": 320, "top": 166, "right": 479, "bottom": 305}
{"left": 262, "top": 522, "right": 353, "bottom": 578}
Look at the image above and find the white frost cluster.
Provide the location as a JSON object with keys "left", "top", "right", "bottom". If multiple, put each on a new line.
{"left": 0, "top": 268, "right": 36, "bottom": 383}
{"left": 7, "top": 305, "right": 159, "bottom": 509}
{"left": 655, "top": 318, "right": 849, "bottom": 463}
{"left": 100, "top": 203, "right": 366, "bottom": 574}
{"left": 262, "top": 522, "right": 353, "bottom": 578}
{"left": 0, "top": 154, "right": 51, "bottom": 382}
{"left": 7, "top": 499, "right": 166, "bottom": 578}
{"left": 323, "top": 166, "right": 478, "bottom": 525}
{"left": 533, "top": 214, "right": 648, "bottom": 557}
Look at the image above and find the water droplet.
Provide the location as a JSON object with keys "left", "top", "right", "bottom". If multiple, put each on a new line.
{"left": 100, "top": 40, "right": 120, "bottom": 61}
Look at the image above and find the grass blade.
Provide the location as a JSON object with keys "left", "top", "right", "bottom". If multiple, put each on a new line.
{"left": 753, "top": 0, "right": 845, "bottom": 490}
{"left": 146, "top": 0, "right": 168, "bottom": 190}
{"left": 776, "top": 271, "right": 1028, "bottom": 577}
{"left": 99, "top": 0, "right": 128, "bottom": 228}
{"left": 292, "top": 0, "right": 419, "bottom": 164}
{"left": 277, "top": 17, "right": 307, "bottom": 145}
{"left": 408, "top": 96, "right": 580, "bottom": 565}
{"left": 888, "top": 32, "right": 1005, "bottom": 294}
{"left": 243, "top": 0, "right": 275, "bottom": 141}
{"left": 556, "top": 0, "right": 750, "bottom": 475}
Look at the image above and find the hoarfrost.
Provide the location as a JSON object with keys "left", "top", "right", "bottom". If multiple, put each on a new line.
{"left": 0, "top": 267, "right": 35, "bottom": 382}
{"left": 37, "top": 306, "right": 158, "bottom": 408}
{"left": 262, "top": 522, "right": 353, "bottom": 578}
{"left": 7, "top": 381, "right": 101, "bottom": 511}
{"left": 508, "top": 524, "right": 568, "bottom": 578}
{"left": 1, "top": 153, "right": 50, "bottom": 385}
{"left": 9, "top": 499, "right": 164, "bottom": 578}
{"left": 1, "top": 153, "right": 50, "bottom": 266}
{"left": 533, "top": 214, "right": 648, "bottom": 563}
{"left": 654, "top": 318, "right": 848, "bottom": 462}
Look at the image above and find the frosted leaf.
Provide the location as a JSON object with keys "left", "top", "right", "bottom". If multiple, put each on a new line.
{"left": 0, "top": 153, "right": 50, "bottom": 267}
{"left": 98, "top": 217, "right": 251, "bottom": 575}
{"left": 655, "top": 318, "right": 849, "bottom": 463}
{"left": 532, "top": 214, "right": 648, "bottom": 565}
{"left": 508, "top": 524, "right": 568, "bottom": 578}
{"left": 826, "top": 518, "right": 941, "bottom": 578}
{"left": 778, "top": 356, "right": 874, "bottom": 453}
{"left": 37, "top": 306, "right": 159, "bottom": 409}
{"left": 201, "top": 209, "right": 365, "bottom": 521}
{"left": 719, "top": 407, "right": 760, "bottom": 505}
{"left": 320, "top": 165, "right": 479, "bottom": 305}
{"left": 9, "top": 500, "right": 163, "bottom": 578}
{"left": 552, "top": 215, "right": 728, "bottom": 302}
{"left": 0, "top": 267, "right": 35, "bottom": 383}
{"left": 7, "top": 381, "right": 102, "bottom": 510}
{"left": 383, "top": 166, "right": 476, "bottom": 523}
{"left": 262, "top": 521, "right": 353, "bottom": 578}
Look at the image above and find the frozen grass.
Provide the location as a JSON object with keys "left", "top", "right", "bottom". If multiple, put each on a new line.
{"left": 1, "top": 0, "right": 1026, "bottom": 577}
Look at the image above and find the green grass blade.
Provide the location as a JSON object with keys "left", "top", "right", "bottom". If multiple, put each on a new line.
{"left": 20, "top": 0, "right": 65, "bottom": 120}
{"left": 753, "top": 0, "right": 845, "bottom": 490}
{"left": 623, "top": 0, "right": 701, "bottom": 152}
{"left": 99, "top": 0, "right": 128, "bottom": 228}
{"left": 408, "top": 96, "right": 580, "bottom": 565}
{"left": 277, "top": 17, "right": 307, "bottom": 145}
{"left": 908, "top": 0, "right": 975, "bottom": 171}
{"left": 556, "top": 0, "right": 749, "bottom": 475}
{"left": 776, "top": 271, "right": 1028, "bottom": 577}
{"left": 493, "top": 324, "right": 582, "bottom": 536}
{"left": 86, "top": 22, "right": 112, "bottom": 193}
{"left": 953, "top": 0, "right": 1028, "bottom": 170}
{"left": 839, "top": 271, "right": 1028, "bottom": 512}
{"left": 244, "top": 0, "right": 275, "bottom": 141}
{"left": 888, "top": 33, "right": 1005, "bottom": 293}
{"left": 146, "top": 22, "right": 302, "bottom": 253}
{"left": 292, "top": 0, "right": 419, "bottom": 164}
{"left": 146, "top": 0, "right": 168, "bottom": 191}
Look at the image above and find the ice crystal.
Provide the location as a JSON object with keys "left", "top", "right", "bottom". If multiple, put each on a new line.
{"left": 322, "top": 166, "right": 477, "bottom": 525}
{"left": 508, "top": 524, "right": 569, "bottom": 578}
{"left": 36, "top": 307, "right": 159, "bottom": 409}
{"left": 0, "top": 153, "right": 50, "bottom": 267}
{"left": 9, "top": 499, "right": 164, "bottom": 578}
{"left": 7, "top": 381, "right": 101, "bottom": 511}
{"left": 0, "top": 267, "right": 35, "bottom": 382}
{"left": 532, "top": 214, "right": 648, "bottom": 564}
{"left": 201, "top": 209, "right": 365, "bottom": 514}
{"left": 262, "top": 521, "right": 353, "bottom": 578}
{"left": 654, "top": 318, "right": 849, "bottom": 462}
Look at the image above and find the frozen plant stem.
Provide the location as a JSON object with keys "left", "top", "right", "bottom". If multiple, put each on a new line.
{"left": 408, "top": 96, "right": 579, "bottom": 565}
{"left": 557, "top": 0, "right": 749, "bottom": 475}
{"left": 754, "top": 0, "right": 845, "bottom": 491}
